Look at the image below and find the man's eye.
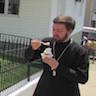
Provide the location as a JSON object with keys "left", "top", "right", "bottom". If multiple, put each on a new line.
{"left": 57, "top": 30, "right": 63, "bottom": 32}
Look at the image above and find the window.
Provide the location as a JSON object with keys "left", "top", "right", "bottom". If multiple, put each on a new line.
{"left": 0, "top": 0, "right": 5, "bottom": 13}
{"left": 8, "top": 0, "right": 19, "bottom": 14}
{"left": 0, "top": 0, "right": 20, "bottom": 15}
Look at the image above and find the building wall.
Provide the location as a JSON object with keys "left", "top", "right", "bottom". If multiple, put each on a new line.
{"left": 84, "top": 0, "right": 94, "bottom": 26}
{"left": 72, "top": 31, "right": 82, "bottom": 44}
{"left": 0, "top": 0, "right": 87, "bottom": 40}
{"left": 0, "top": 0, "right": 51, "bottom": 39}
{"left": 49, "top": 0, "right": 86, "bottom": 42}
{"left": 64, "top": 0, "right": 86, "bottom": 35}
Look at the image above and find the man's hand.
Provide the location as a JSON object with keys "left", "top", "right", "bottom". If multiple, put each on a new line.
{"left": 42, "top": 55, "right": 59, "bottom": 70}
{"left": 31, "top": 39, "right": 50, "bottom": 50}
{"left": 31, "top": 39, "right": 41, "bottom": 50}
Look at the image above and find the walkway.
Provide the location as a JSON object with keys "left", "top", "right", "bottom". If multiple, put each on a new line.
{"left": 8, "top": 61, "right": 96, "bottom": 96}
{"left": 79, "top": 60, "right": 96, "bottom": 96}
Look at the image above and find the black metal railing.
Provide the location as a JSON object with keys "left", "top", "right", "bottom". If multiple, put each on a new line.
{"left": 0, "top": 33, "right": 42, "bottom": 95}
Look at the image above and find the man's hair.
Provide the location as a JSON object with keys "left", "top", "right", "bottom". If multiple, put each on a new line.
{"left": 53, "top": 16, "right": 76, "bottom": 31}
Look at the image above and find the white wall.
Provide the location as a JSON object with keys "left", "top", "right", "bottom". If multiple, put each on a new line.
{"left": 62, "top": 0, "right": 87, "bottom": 35}
{"left": 0, "top": 0, "right": 51, "bottom": 39}
{"left": 0, "top": 0, "right": 87, "bottom": 39}
{"left": 92, "top": 0, "right": 96, "bottom": 9}
{"left": 49, "top": 0, "right": 87, "bottom": 37}
{"left": 8, "top": 77, "right": 40, "bottom": 96}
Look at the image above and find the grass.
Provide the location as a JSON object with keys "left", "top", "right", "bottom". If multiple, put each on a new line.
{"left": 0, "top": 58, "right": 42, "bottom": 92}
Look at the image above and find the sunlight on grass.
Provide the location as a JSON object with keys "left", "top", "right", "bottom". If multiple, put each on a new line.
{"left": 0, "top": 58, "right": 41, "bottom": 91}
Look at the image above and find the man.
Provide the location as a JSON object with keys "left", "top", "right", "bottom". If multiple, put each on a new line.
{"left": 25, "top": 16, "right": 89, "bottom": 96}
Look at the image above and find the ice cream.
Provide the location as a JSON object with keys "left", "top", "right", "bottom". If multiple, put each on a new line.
{"left": 41, "top": 48, "right": 53, "bottom": 58}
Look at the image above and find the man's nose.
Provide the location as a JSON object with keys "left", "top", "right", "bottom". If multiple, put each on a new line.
{"left": 53, "top": 30, "right": 58, "bottom": 34}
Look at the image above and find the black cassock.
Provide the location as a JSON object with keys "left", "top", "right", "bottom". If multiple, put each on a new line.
{"left": 25, "top": 38, "right": 89, "bottom": 96}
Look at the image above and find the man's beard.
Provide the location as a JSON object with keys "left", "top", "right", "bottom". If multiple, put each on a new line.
{"left": 54, "top": 33, "right": 69, "bottom": 42}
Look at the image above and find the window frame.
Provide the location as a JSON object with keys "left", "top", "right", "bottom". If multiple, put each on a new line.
{"left": 0, "top": 0, "right": 20, "bottom": 16}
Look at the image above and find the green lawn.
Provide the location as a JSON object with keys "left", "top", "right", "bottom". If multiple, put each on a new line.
{"left": 0, "top": 58, "right": 42, "bottom": 92}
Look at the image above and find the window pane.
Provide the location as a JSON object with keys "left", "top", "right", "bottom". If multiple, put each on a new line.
{"left": 0, "top": 0, "right": 5, "bottom": 13}
{"left": 8, "top": 0, "right": 20, "bottom": 15}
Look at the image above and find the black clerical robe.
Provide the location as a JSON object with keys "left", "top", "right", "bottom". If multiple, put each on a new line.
{"left": 25, "top": 37, "right": 89, "bottom": 96}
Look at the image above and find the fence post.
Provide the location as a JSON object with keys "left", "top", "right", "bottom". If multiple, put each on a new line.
{"left": 27, "top": 62, "right": 31, "bottom": 81}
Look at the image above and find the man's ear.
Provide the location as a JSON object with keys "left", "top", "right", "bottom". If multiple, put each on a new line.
{"left": 68, "top": 29, "right": 72, "bottom": 35}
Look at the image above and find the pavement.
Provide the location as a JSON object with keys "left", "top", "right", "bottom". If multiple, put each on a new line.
{"left": 79, "top": 60, "right": 96, "bottom": 96}
{"left": 8, "top": 60, "right": 96, "bottom": 96}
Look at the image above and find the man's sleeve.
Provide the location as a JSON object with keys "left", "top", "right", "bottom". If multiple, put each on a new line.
{"left": 25, "top": 45, "right": 41, "bottom": 62}
{"left": 24, "top": 39, "right": 51, "bottom": 62}
{"left": 56, "top": 47, "right": 89, "bottom": 84}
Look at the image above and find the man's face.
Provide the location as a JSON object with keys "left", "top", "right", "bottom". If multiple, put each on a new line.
{"left": 52, "top": 23, "right": 72, "bottom": 42}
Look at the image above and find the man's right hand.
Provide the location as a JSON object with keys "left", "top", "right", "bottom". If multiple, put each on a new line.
{"left": 31, "top": 39, "right": 41, "bottom": 50}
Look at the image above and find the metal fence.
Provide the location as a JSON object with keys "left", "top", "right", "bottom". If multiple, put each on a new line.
{"left": 0, "top": 33, "right": 42, "bottom": 96}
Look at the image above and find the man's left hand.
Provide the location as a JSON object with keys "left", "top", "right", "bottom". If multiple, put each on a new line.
{"left": 42, "top": 55, "right": 59, "bottom": 70}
